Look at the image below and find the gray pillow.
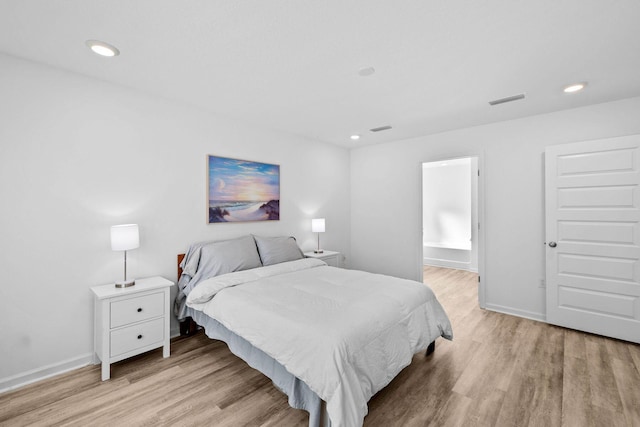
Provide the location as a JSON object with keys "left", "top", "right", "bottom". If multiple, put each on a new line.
{"left": 199, "top": 235, "right": 263, "bottom": 277}
{"left": 253, "top": 235, "right": 304, "bottom": 266}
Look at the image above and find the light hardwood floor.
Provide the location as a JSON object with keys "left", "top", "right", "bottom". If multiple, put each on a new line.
{"left": 1, "top": 266, "right": 639, "bottom": 426}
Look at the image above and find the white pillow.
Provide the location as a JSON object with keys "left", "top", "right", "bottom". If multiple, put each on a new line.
{"left": 253, "top": 235, "right": 304, "bottom": 266}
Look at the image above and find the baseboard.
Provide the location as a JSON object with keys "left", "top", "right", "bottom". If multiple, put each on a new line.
{"left": 0, "top": 352, "right": 94, "bottom": 394}
{"left": 484, "top": 303, "right": 546, "bottom": 323}
{"left": 424, "top": 258, "right": 476, "bottom": 272}
{"left": 2, "top": 327, "right": 184, "bottom": 394}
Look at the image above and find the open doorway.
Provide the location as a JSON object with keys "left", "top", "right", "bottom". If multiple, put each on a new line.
{"left": 422, "top": 156, "right": 484, "bottom": 307}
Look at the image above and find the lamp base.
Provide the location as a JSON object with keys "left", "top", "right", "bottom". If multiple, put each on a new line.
{"left": 314, "top": 249, "right": 324, "bottom": 254}
{"left": 115, "top": 279, "right": 135, "bottom": 288}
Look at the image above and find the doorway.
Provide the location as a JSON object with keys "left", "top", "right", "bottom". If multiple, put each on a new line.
{"left": 421, "top": 155, "right": 484, "bottom": 307}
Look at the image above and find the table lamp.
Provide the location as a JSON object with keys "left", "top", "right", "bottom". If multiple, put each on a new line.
{"left": 111, "top": 224, "right": 139, "bottom": 288}
{"left": 311, "top": 218, "right": 325, "bottom": 254}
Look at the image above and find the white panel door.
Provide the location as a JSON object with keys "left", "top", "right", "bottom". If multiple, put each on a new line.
{"left": 545, "top": 135, "right": 640, "bottom": 343}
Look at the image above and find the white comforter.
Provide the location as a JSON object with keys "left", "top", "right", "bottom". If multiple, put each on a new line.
{"left": 187, "top": 258, "right": 453, "bottom": 427}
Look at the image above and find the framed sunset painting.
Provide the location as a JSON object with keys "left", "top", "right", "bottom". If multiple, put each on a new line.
{"left": 207, "top": 155, "right": 280, "bottom": 223}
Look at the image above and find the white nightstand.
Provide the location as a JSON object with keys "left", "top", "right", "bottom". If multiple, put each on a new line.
{"left": 304, "top": 250, "right": 341, "bottom": 267}
{"left": 91, "top": 276, "right": 174, "bottom": 381}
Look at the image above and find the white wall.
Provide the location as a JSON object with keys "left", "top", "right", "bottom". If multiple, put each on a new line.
{"left": 422, "top": 158, "right": 472, "bottom": 248}
{"left": 0, "top": 53, "right": 350, "bottom": 389}
{"left": 351, "top": 96, "right": 640, "bottom": 321}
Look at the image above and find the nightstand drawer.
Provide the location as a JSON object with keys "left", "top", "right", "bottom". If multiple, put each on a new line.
{"left": 110, "top": 292, "right": 164, "bottom": 328}
{"left": 304, "top": 251, "right": 341, "bottom": 268}
{"left": 322, "top": 255, "right": 339, "bottom": 267}
{"left": 110, "top": 317, "right": 164, "bottom": 357}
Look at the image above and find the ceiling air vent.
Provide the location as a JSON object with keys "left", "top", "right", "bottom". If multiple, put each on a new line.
{"left": 488, "top": 93, "right": 525, "bottom": 106}
{"left": 370, "top": 125, "right": 392, "bottom": 132}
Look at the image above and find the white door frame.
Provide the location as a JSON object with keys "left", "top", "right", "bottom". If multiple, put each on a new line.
{"left": 418, "top": 152, "right": 486, "bottom": 308}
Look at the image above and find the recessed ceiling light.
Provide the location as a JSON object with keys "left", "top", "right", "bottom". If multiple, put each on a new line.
{"left": 563, "top": 82, "right": 587, "bottom": 93}
{"left": 86, "top": 40, "right": 120, "bottom": 57}
{"left": 350, "top": 134, "right": 361, "bottom": 141}
{"left": 358, "top": 67, "right": 375, "bottom": 77}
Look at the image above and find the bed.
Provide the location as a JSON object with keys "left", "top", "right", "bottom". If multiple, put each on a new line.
{"left": 175, "top": 235, "right": 453, "bottom": 427}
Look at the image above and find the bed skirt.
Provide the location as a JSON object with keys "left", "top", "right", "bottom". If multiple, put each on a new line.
{"left": 185, "top": 307, "right": 329, "bottom": 427}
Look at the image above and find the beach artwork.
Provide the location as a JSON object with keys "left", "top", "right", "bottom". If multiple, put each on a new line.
{"left": 207, "top": 155, "right": 280, "bottom": 223}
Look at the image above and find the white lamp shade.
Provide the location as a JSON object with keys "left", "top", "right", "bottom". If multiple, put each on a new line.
{"left": 311, "top": 218, "right": 325, "bottom": 233}
{"left": 111, "top": 224, "right": 140, "bottom": 251}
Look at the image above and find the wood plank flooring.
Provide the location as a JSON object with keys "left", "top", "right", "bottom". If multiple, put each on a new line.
{"left": 1, "top": 266, "right": 639, "bottom": 426}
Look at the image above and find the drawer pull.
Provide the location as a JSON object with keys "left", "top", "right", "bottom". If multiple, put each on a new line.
{"left": 137, "top": 308, "right": 143, "bottom": 312}
{"left": 137, "top": 334, "right": 143, "bottom": 340}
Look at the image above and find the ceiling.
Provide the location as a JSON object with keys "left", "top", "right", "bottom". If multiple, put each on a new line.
{"left": 1, "top": 1, "right": 639, "bottom": 148}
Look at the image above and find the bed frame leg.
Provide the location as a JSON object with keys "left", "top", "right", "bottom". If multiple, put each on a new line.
{"left": 180, "top": 317, "right": 198, "bottom": 336}
{"left": 426, "top": 341, "right": 436, "bottom": 356}
{"left": 318, "top": 400, "right": 331, "bottom": 427}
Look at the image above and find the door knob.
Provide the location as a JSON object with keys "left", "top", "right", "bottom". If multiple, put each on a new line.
{"left": 548, "top": 241, "right": 557, "bottom": 248}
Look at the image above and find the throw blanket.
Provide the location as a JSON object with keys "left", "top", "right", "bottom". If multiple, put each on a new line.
{"left": 187, "top": 259, "right": 453, "bottom": 427}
